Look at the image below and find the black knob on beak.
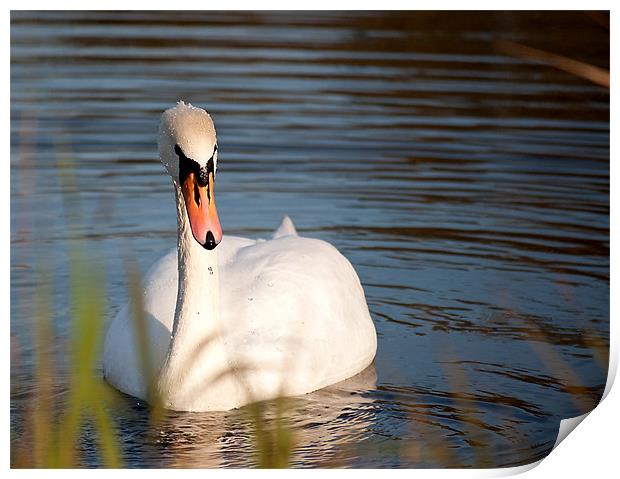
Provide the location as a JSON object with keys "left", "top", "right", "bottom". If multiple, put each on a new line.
{"left": 204, "top": 231, "right": 217, "bottom": 250}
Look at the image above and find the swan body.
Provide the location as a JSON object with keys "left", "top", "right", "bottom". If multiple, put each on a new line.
{"left": 103, "top": 102, "right": 377, "bottom": 411}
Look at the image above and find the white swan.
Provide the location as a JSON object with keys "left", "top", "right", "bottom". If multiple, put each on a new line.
{"left": 103, "top": 101, "right": 377, "bottom": 412}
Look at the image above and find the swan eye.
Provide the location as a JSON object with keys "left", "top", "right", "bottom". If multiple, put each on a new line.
{"left": 174, "top": 144, "right": 188, "bottom": 162}
{"left": 210, "top": 144, "right": 217, "bottom": 177}
{"left": 176, "top": 144, "right": 200, "bottom": 184}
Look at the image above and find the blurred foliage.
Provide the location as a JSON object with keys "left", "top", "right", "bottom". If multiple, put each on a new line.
{"left": 11, "top": 247, "right": 122, "bottom": 467}
{"left": 246, "top": 398, "right": 295, "bottom": 468}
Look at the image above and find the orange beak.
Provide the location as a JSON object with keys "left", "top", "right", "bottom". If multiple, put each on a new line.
{"left": 181, "top": 171, "right": 222, "bottom": 250}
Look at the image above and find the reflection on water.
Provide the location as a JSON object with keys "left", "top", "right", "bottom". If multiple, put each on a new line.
{"left": 88, "top": 364, "right": 377, "bottom": 468}
{"left": 10, "top": 11, "right": 609, "bottom": 467}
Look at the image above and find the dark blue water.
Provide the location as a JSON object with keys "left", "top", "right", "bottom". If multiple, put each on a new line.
{"left": 11, "top": 11, "right": 609, "bottom": 468}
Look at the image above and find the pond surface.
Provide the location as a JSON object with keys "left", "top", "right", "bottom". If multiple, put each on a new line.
{"left": 10, "top": 11, "right": 609, "bottom": 468}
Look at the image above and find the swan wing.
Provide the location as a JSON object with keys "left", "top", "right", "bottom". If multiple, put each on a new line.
{"left": 218, "top": 235, "right": 377, "bottom": 400}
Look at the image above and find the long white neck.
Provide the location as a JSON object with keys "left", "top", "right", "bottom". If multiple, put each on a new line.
{"left": 155, "top": 182, "right": 233, "bottom": 411}
{"left": 172, "top": 182, "right": 219, "bottom": 342}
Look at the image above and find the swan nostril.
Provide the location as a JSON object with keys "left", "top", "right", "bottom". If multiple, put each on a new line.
{"left": 194, "top": 183, "right": 201, "bottom": 206}
{"left": 204, "top": 231, "right": 217, "bottom": 250}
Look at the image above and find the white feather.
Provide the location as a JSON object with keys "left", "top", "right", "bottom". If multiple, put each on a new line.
{"left": 103, "top": 103, "right": 377, "bottom": 411}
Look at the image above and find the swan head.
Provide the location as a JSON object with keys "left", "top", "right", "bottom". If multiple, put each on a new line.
{"left": 158, "top": 101, "right": 222, "bottom": 250}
